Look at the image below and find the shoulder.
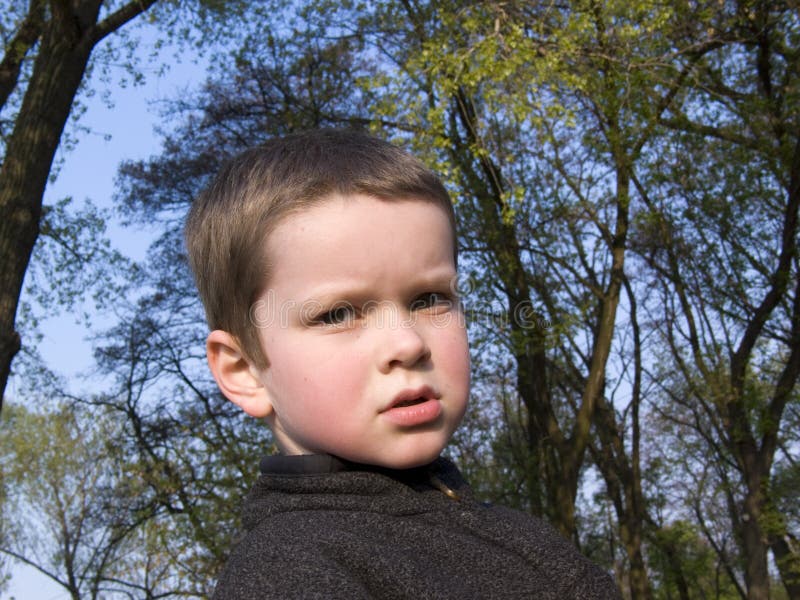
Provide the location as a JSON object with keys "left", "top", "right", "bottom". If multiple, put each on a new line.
{"left": 482, "top": 504, "right": 621, "bottom": 599}
{"left": 213, "top": 517, "right": 371, "bottom": 600}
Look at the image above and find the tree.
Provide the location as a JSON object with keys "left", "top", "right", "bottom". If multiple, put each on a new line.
{"left": 0, "top": 399, "right": 185, "bottom": 598}
{"left": 0, "top": 0, "right": 161, "bottom": 409}
{"left": 634, "top": 2, "right": 800, "bottom": 596}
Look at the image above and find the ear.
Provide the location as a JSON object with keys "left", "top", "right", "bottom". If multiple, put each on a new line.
{"left": 206, "top": 330, "right": 273, "bottom": 418}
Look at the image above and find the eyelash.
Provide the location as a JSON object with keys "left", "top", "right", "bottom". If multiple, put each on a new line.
{"left": 313, "top": 291, "right": 456, "bottom": 327}
{"left": 410, "top": 291, "right": 454, "bottom": 312}
{"left": 316, "top": 305, "right": 356, "bottom": 326}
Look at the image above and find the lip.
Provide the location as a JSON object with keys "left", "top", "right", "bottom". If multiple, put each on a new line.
{"left": 381, "top": 386, "right": 442, "bottom": 427}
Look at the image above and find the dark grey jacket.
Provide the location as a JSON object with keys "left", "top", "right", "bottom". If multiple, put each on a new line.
{"left": 213, "top": 455, "right": 621, "bottom": 599}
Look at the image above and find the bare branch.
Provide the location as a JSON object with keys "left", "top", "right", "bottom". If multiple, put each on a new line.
{"left": 93, "top": 0, "right": 159, "bottom": 44}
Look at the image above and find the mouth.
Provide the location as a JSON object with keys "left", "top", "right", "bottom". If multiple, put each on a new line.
{"left": 380, "top": 386, "right": 443, "bottom": 427}
{"left": 386, "top": 386, "right": 439, "bottom": 411}
{"left": 394, "top": 397, "right": 427, "bottom": 408}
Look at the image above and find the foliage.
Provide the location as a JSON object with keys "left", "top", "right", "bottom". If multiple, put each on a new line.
{"left": 0, "top": 399, "right": 173, "bottom": 597}
{"left": 5, "top": 1, "right": 799, "bottom": 598}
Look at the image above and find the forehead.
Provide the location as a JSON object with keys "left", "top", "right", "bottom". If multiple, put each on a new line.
{"left": 265, "top": 194, "right": 456, "bottom": 289}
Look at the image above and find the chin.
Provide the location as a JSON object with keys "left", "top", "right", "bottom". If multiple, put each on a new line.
{"left": 374, "top": 447, "right": 443, "bottom": 470}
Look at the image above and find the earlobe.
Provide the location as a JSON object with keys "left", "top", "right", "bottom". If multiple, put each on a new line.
{"left": 206, "top": 330, "right": 273, "bottom": 418}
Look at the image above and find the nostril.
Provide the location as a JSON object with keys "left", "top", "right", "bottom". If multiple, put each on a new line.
{"left": 381, "top": 329, "right": 431, "bottom": 371}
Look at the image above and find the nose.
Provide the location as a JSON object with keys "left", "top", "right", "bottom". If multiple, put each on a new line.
{"left": 377, "top": 315, "right": 431, "bottom": 373}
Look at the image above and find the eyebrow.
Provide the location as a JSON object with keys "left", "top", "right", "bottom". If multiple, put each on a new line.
{"left": 300, "top": 267, "right": 458, "bottom": 304}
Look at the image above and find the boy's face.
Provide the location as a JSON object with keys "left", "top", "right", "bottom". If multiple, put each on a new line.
{"left": 251, "top": 194, "right": 470, "bottom": 469}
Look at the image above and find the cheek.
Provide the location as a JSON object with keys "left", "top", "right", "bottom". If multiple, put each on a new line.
{"left": 439, "top": 325, "right": 470, "bottom": 368}
{"left": 272, "top": 344, "right": 366, "bottom": 404}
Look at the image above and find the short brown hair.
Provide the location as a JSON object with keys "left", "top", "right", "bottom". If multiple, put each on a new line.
{"left": 185, "top": 129, "right": 456, "bottom": 368}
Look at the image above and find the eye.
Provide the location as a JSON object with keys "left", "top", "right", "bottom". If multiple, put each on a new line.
{"left": 316, "top": 304, "right": 356, "bottom": 326}
{"left": 410, "top": 291, "right": 453, "bottom": 312}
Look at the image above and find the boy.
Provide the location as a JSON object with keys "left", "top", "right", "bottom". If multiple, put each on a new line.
{"left": 185, "top": 129, "right": 620, "bottom": 599}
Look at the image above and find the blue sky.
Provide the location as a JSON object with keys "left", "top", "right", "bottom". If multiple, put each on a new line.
{"left": 3, "top": 32, "right": 207, "bottom": 600}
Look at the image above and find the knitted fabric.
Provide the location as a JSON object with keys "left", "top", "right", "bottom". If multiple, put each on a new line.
{"left": 212, "top": 456, "right": 621, "bottom": 599}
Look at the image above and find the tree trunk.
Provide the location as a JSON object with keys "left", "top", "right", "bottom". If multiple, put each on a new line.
{"left": 769, "top": 532, "right": 800, "bottom": 600}
{"left": 593, "top": 388, "right": 652, "bottom": 600}
{"left": 741, "top": 484, "right": 770, "bottom": 600}
{"left": 735, "top": 453, "right": 800, "bottom": 600}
